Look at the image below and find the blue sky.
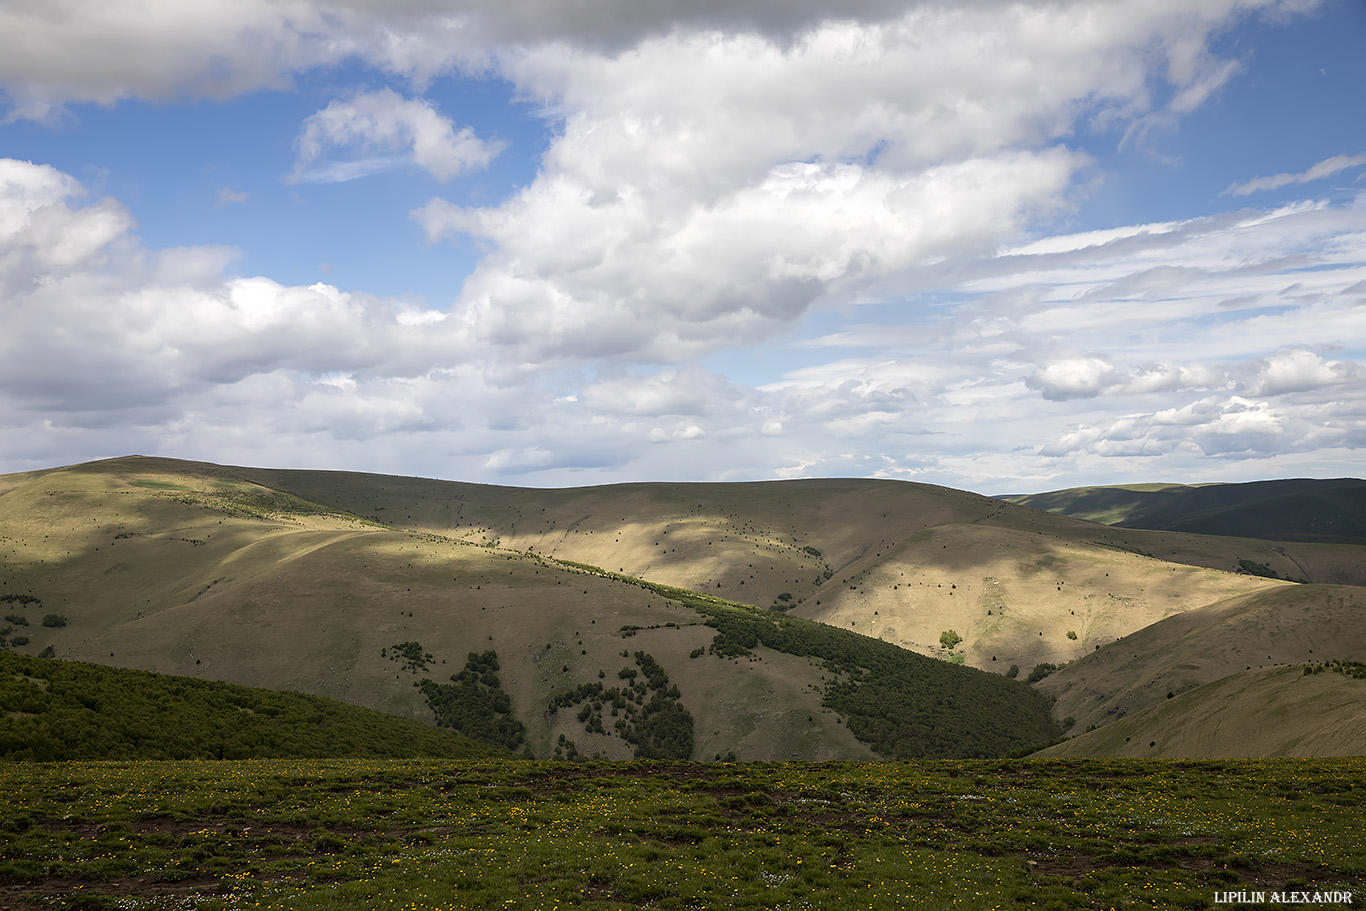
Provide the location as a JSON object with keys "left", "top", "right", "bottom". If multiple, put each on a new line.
{"left": 1, "top": 0, "right": 1364, "bottom": 493}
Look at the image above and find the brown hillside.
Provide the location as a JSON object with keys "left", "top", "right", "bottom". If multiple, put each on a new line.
{"left": 1037, "top": 584, "right": 1366, "bottom": 732}
{"left": 1037, "top": 663, "right": 1366, "bottom": 758}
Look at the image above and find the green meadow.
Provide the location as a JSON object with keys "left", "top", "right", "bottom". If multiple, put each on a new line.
{"left": 2, "top": 758, "right": 1363, "bottom": 911}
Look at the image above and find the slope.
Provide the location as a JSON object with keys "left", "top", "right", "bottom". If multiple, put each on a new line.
{"left": 1034, "top": 583, "right": 1366, "bottom": 732}
{"left": 1036, "top": 662, "right": 1366, "bottom": 758}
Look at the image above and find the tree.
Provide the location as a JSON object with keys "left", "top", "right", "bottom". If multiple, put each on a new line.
{"left": 939, "top": 629, "right": 962, "bottom": 650}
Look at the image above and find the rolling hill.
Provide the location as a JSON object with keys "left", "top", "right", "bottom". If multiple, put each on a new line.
{"left": 0, "top": 456, "right": 1059, "bottom": 760}
{"left": 2, "top": 455, "right": 1363, "bottom": 759}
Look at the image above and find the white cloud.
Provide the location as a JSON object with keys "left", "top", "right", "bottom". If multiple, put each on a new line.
{"left": 291, "top": 89, "right": 503, "bottom": 183}
{"left": 418, "top": 0, "right": 1294, "bottom": 365}
{"left": 1028, "top": 356, "right": 1122, "bottom": 400}
{"left": 0, "top": 160, "right": 467, "bottom": 420}
{"left": 215, "top": 186, "right": 248, "bottom": 207}
{"left": 1246, "top": 349, "right": 1364, "bottom": 396}
{"left": 1224, "top": 153, "right": 1366, "bottom": 197}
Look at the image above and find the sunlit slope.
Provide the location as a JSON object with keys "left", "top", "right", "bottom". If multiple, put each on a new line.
{"left": 237, "top": 464, "right": 1353, "bottom": 674}
{"left": 1036, "top": 663, "right": 1366, "bottom": 758}
{"left": 0, "top": 456, "right": 1060, "bottom": 761}
{"left": 1006, "top": 478, "right": 1366, "bottom": 545}
{"left": 1035, "top": 583, "right": 1366, "bottom": 732}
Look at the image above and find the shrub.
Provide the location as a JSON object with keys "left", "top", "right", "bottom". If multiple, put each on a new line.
{"left": 1027, "top": 662, "right": 1060, "bottom": 683}
{"left": 41, "top": 615, "right": 67, "bottom": 628}
{"left": 1066, "top": 630, "right": 1078, "bottom": 640}
{"left": 939, "top": 629, "right": 963, "bottom": 650}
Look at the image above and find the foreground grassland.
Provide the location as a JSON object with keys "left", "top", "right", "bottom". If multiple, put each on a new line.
{"left": 2, "top": 759, "right": 1363, "bottom": 911}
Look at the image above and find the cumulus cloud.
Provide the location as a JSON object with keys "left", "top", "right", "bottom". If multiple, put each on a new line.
{"left": 3, "top": 0, "right": 1280, "bottom": 117}
{"left": 415, "top": 0, "right": 1293, "bottom": 365}
{"left": 1223, "top": 153, "right": 1366, "bottom": 197}
{"left": 291, "top": 89, "right": 503, "bottom": 183}
{"left": 0, "top": 159, "right": 463, "bottom": 421}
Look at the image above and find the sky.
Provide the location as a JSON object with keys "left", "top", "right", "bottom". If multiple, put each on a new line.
{"left": 0, "top": 0, "right": 1364, "bottom": 494}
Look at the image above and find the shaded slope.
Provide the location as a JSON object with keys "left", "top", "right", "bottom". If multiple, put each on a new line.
{"left": 1037, "top": 663, "right": 1366, "bottom": 758}
{"left": 0, "top": 651, "right": 501, "bottom": 761}
{"left": 1035, "top": 584, "right": 1366, "bottom": 732}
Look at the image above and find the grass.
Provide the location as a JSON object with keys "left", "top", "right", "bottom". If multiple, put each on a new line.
{"left": 0, "top": 758, "right": 1363, "bottom": 910}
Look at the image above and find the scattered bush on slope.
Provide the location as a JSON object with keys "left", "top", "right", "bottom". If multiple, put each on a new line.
{"left": 554, "top": 561, "right": 1060, "bottom": 759}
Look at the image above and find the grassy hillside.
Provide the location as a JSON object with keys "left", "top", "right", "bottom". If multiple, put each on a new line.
{"left": 1005, "top": 478, "right": 1366, "bottom": 545}
{"left": 0, "top": 456, "right": 1058, "bottom": 760}
{"left": 0, "top": 652, "right": 499, "bottom": 761}
{"left": 1038, "top": 662, "right": 1366, "bottom": 758}
{"left": 1035, "top": 584, "right": 1366, "bottom": 732}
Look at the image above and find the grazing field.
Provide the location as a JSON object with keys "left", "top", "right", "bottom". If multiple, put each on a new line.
{"left": 1, "top": 759, "right": 1363, "bottom": 911}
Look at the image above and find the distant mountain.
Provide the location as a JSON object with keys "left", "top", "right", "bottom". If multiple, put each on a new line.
{"left": 1003, "top": 478, "right": 1366, "bottom": 545}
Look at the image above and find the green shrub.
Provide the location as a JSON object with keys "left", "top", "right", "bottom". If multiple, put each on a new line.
{"left": 939, "top": 629, "right": 963, "bottom": 650}
{"left": 41, "top": 614, "right": 67, "bottom": 628}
